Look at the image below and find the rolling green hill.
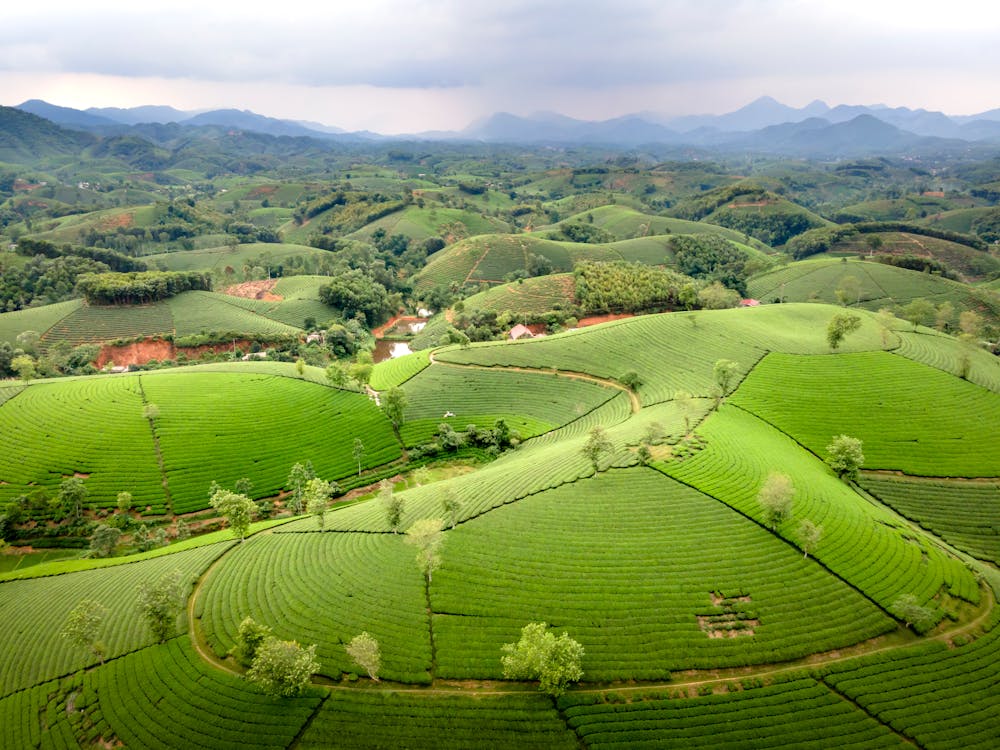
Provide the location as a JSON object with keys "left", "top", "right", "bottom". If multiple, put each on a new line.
{"left": 2, "top": 302, "right": 998, "bottom": 748}
{"left": 747, "top": 258, "right": 1000, "bottom": 331}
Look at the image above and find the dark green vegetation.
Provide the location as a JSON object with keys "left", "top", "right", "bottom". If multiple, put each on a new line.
{"left": 2, "top": 122, "right": 1000, "bottom": 747}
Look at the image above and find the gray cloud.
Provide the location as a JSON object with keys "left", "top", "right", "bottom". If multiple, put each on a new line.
{"left": 2, "top": 0, "right": 999, "bottom": 126}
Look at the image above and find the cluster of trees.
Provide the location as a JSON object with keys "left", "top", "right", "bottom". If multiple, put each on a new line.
{"left": 669, "top": 235, "right": 759, "bottom": 295}
{"left": 575, "top": 261, "right": 700, "bottom": 314}
{"left": 76, "top": 270, "right": 212, "bottom": 305}
{"left": 409, "top": 418, "right": 519, "bottom": 460}
{"left": 0, "top": 253, "right": 109, "bottom": 311}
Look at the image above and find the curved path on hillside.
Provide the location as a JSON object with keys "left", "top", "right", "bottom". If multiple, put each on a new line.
{"left": 184, "top": 347, "right": 998, "bottom": 697}
{"left": 186, "top": 519, "right": 997, "bottom": 698}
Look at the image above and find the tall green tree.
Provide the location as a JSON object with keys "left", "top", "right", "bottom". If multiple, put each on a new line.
{"left": 713, "top": 359, "right": 739, "bottom": 404}
{"left": 826, "top": 312, "right": 862, "bottom": 350}
{"left": 60, "top": 599, "right": 108, "bottom": 664}
{"left": 405, "top": 517, "right": 445, "bottom": 583}
{"left": 758, "top": 472, "right": 794, "bottom": 528}
{"left": 345, "top": 631, "right": 381, "bottom": 681}
{"left": 286, "top": 461, "right": 316, "bottom": 514}
{"left": 501, "top": 622, "right": 584, "bottom": 697}
{"left": 137, "top": 568, "right": 185, "bottom": 643}
{"left": 304, "top": 478, "right": 337, "bottom": 529}
{"left": 352, "top": 438, "right": 365, "bottom": 476}
{"left": 58, "top": 476, "right": 88, "bottom": 524}
{"left": 210, "top": 489, "right": 257, "bottom": 541}
{"left": 89, "top": 524, "right": 121, "bottom": 558}
{"left": 383, "top": 387, "right": 408, "bottom": 429}
{"left": 826, "top": 434, "right": 864, "bottom": 481}
{"left": 581, "top": 425, "right": 614, "bottom": 472}
{"left": 247, "top": 637, "right": 319, "bottom": 697}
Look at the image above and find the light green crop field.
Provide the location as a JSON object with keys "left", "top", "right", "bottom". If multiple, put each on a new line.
{"left": 731, "top": 351, "right": 1000, "bottom": 477}
{"left": 860, "top": 475, "right": 1000, "bottom": 565}
{"left": 432, "top": 469, "right": 893, "bottom": 681}
{"left": 661, "top": 405, "right": 978, "bottom": 615}
{"left": 459, "top": 273, "right": 576, "bottom": 315}
{"left": 0, "top": 299, "right": 82, "bottom": 345}
{"left": 140, "top": 370, "right": 401, "bottom": 512}
{"left": 437, "top": 304, "right": 886, "bottom": 405}
{"left": 3, "top": 302, "right": 999, "bottom": 747}
{"left": 368, "top": 349, "right": 431, "bottom": 390}
{"left": 167, "top": 291, "right": 303, "bottom": 337}
{"left": 746, "top": 258, "right": 1000, "bottom": 321}
{"left": 540, "top": 204, "right": 754, "bottom": 244}
{"left": 44, "top": 299, "right": 176, "bottom": 346}
{"left": 199, "top": 532, "right": 432, "bottom": 683}
{"left": 399, "top": 364, "right": 619, "bottom": 444}
{"left": 0, "top": 370, "right": 401, "bottom": 514}
{"left": 0, "top": 542, "right": 231, "bottom": 697}
{"left": 347, "top": 205, "right": 511, "bottom": 243}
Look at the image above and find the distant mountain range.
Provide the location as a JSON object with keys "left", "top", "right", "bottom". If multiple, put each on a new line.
{"left": 8, "top": 96, "right": 1000, "bottom": 159}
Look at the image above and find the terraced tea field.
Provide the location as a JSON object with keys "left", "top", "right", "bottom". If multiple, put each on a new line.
{"left": 0, "top": 369, "right": 401, "bottom": 513}
{"left": 2, "top": 303, "right": 998, "bottom": 748}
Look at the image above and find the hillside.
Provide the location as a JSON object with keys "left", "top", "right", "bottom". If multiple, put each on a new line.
{"left": 747, "top": 258, "right": 1000, "bottom": 332}
{"left": 2, "top": 303, "right": 999, "bottom": 747}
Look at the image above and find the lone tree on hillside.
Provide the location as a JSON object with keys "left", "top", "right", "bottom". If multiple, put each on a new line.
{"left": 137, "top": 568, "right": 185, "bottom": 643}
{"left": 286, "top": 461, "right": 316, "bottom": 514}
{"left": 713, "top": 359, "right": 739, "bottom": 404}
{"left": 89, "top": 524, "right": 121, "bottom": 559}
{"left": 835, "top": 275, "right": 862, "bottom": 307}
{"left": 304, "top": 478, "right": 338, "bottom": 529}
{"left": 231, "top": 616, "right": 272, "bottom": 668}
{"left": 58, "top": 476, "right": 88, "bottom": 524}
{"left": 405, "top": 517, "right": 445, "bottom": 583}
{"left": 826, "top": 313, "right": 862, "bottom": 350}
{"left": 798, "top": 519, "right": 823, "bottom": 559}
{"left": 826, "top": 435, "right": 864, "bottom": 482}
{"left": 383, "top": 387, "right": 408, "bottom": 429}
{"left": 247, "top": 638, "right": 319, "bottom": 697}
{"left": 875, "top": 308, "right": 897, "bottom": 348}
{"left": 60, "top": 599, "right": 108, "bottom": 664}
{"left": 581, "top": 425, "right": 614, "bottom": 472}
{"left": 501, "top": 622, "right": 584, "bottom": 697}
{"left": 674, "top": 391, "right": 695, "bottom": 436}
{"left": 441, "top": 489, "right": 462, "bottom": 530}
{"left": 345, "top": 631, "right": 381, "bottom": 681}
{"left": 352, "top": 438, "right": 365, "bottom": 476}
{"left": 381, "top": 480, "right": 405, "bottom": 533}
{"left": 210, "top": 489, "right": 257, "bottom": 541}
{"left": 758, "top": 472, "right": 795, "bottom": 528}
{"left": 890, "top": 594, "right": 936, "bottom": 633}
{"left": 901, "top": 298, "right": 935, "bottom": 331}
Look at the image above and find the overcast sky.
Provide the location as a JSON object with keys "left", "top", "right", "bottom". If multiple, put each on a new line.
{"left": 2, "top": 0, "right": 999, "bottom": 133}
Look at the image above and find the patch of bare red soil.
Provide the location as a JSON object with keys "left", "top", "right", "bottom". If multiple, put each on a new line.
{"left": 222, "top": 279, "right": 282, "bottom": 301}
{"left": 247, "top": 185, "right": 278, "bottom": 198}
{"left": 95, "top": 338, "right": 258, "bottom": 368}
{"left": 98, "top": 213, "right": 134, "bottom": 230}
{"left": 729, "top": 200, "right": 771, "bottom": 208}
{"left": 577, "top": 312, "right": 635, "bottom": 328}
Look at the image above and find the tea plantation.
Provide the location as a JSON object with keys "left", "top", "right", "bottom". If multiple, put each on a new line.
{"left": 2, "top": 303, "right": 999, "bottom": 748}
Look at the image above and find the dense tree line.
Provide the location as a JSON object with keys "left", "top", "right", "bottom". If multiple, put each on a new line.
{"left": 669, "top": 235, "right": 755, "bottom": 295}
{"left": 76, "top": 270, "right": 212, "bottom": 305}
{"left": 16, "top": 238, "right": 148, "bottom": 272}
{"left": 0, "top": 254, "right": 109, "bottom": 311}
{"left": 574, "top": 261, "right": 700, "bottom": 313}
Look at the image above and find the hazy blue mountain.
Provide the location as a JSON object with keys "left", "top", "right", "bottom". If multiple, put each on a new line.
{"left": 16, "top": 99, "right": 120, "bottom": 129}
{"left": 87, "top": 105, "right": 192, "bottom": 125}
{"left": 0, "top": 106, "right": 96, "bottom": 161}
{"left": 666, "top": 96, "right": 830, "bottom": 133}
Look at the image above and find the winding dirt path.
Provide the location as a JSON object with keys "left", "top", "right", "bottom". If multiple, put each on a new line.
{"left": 181, "top": 347, "right": 997, "bottom": 698}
